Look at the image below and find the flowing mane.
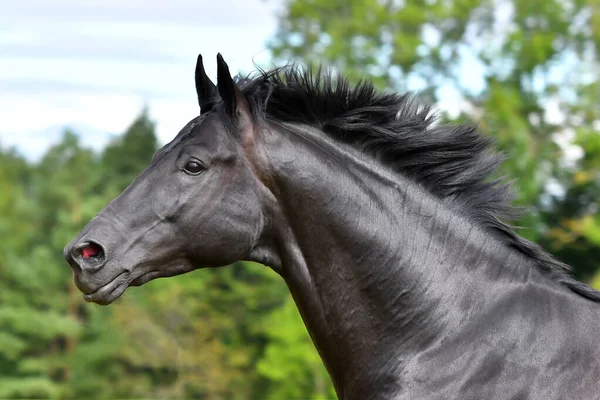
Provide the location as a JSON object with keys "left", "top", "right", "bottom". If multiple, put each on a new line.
{"left": 234, "top": 66, "right": 599, "bottom": 301}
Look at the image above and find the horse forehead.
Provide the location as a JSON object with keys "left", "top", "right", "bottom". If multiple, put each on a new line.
{"left": 160, "top": 114, "right": 230, "bottom": 154}
{"left": 192, "top": 114, "right": 228, "bottom": 137}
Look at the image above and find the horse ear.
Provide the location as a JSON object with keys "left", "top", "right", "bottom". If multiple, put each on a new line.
{"left": 216, "top": 53, "right": 252, "bottom": 128}
{"left": 195, "top": 54, "right": 218, "bottom": 114}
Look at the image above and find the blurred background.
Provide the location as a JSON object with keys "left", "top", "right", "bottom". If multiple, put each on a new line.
{"left": 0, "top": 0, "right": 598, "bottom": 398}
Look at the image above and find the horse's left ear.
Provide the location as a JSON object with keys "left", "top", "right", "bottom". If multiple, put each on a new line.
{"left": 195, "top": 54, "right": 218, "bottom": 114}
{"left": 216, "top": 53, "right": 252, "bottom": 130}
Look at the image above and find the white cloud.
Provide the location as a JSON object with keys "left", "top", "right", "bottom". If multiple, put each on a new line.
{"left": 0, "top": 0, "right": 279, "bottom": 160}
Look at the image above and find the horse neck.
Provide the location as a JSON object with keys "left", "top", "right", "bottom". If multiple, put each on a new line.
{"left": 258, "top": 122, "right": 537, "bottom": 396}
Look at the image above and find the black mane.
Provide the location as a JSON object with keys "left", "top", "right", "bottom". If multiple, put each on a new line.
{"left": 233, "top": 66, "right": 599, "bottom": 301}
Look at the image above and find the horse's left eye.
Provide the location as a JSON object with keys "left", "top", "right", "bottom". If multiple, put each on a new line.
{"left": 184, "top": 160, "right": 204, "bottom": 175}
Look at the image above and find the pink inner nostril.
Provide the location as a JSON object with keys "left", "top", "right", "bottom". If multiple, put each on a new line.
{"left": 81, "top": 243, "right": 102, "bottom": 259}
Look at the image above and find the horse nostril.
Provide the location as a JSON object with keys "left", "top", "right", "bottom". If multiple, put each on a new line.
{"left": 70, "top": 241, "right": 106, "bottom": 270}
{"left": 80, "top": 242, "right": 102, "bottom": 259}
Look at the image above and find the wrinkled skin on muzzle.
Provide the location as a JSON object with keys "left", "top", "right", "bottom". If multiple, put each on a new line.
{"left": 64, "top": 113, "right": 267, "bottom": 305}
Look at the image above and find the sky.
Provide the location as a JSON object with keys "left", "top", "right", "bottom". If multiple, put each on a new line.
{"left": 0, "top": 0, "right": 587, "bottom": 167}
{"left": 0, "top": 0, "right": 280, "bottom": 161}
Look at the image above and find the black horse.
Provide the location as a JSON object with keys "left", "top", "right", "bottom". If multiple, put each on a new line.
{"left": 65, "top": 54, "right": 600, "bottom": 399}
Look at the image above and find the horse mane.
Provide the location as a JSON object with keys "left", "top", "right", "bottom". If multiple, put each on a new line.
{"left": 233, "top": 65, "right": 600, "bottom": 301}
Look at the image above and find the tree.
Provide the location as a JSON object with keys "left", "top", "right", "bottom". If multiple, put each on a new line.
{"left": 100, "top": 108, "right": 158, "bottom": 194}
{"left": 257, "top": 295, "right": 336, "bottom": 400}
{"left": 0, "top": 133, "right": 106, "bottom": 398}
{"left": 541, "top": 79, "right": 600, "bottom": 281}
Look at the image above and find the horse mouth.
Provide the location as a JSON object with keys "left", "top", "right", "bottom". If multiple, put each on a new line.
{"left": 130, "top": 270, "right": 162, "bottom": 286}
{"left": 80, "top": 261, "right": 192, "bottom": 305}
{"left": 82, "top": 271, "right": 130, "bottom": 305}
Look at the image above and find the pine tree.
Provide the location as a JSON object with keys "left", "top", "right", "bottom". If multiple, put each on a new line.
{"left": 100, "top": 108, "right": 158, "bottom": 194}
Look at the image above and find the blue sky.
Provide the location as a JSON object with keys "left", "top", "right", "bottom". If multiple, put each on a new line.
{"left": 0, "top": 0, "right": 587, "bottom": 166}
{"left": 0, "top": 0, "right": 279, "bottom": 160}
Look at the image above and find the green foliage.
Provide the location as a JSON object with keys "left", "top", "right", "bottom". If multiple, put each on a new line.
{"left": 100, "top": 108, "right": 158, "bottom": 194}
{"left": 257, "top": 296, "right": 335, "bottom": 400}
{"left": 540, "top": 80, "right": 600, "bottom": 281}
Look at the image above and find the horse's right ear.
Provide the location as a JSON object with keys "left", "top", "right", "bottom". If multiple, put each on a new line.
{"left": 216, "top": 53, "right": 252, "bottom": 129}
{"left": 195, "top": 54, "right": 218, "bottom": 114}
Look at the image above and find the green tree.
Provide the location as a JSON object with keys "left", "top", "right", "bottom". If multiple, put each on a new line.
{"left": 257, "top": 295, "right": 336, "bottom": 400}
{"left": 542, "top": 79, "right": 600, "bottom": 281}
{"left": 0, "top": 133, "right": 106, "bottom": 398}
{"left": 115, "top": 262, "right": 289, "bottom": 399}
{"left": 100, "top": 108, "right": 158, "bottom": 194}
{"left": 0, "top": 146, "right": 55, "bottom": 398}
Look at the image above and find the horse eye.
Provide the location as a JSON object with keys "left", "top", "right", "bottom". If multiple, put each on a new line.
{"left": 183, "top": 160, "right": 204, "bottom": 175}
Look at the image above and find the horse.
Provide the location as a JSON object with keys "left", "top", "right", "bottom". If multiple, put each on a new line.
{"left": 64, "top": 53, "right": 600, "bottom": 399}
